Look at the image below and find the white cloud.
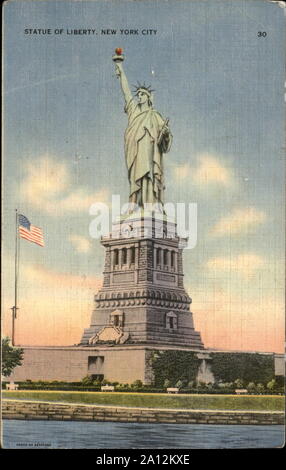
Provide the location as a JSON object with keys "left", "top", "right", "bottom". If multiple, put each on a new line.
{"left": 63, "top": 188, "right": 110, "bottom": 212}
{"left": 22, "top": 156, "right": 70, "bottom": 204}
{"left": 193, "top": 154, "right": 234, "bottom": 186}
{"left": 23, "top": 263, "right": 102, "bottom": 290}
{"left": 206, "top": 253, "right": 265, "bottom": 278}
{"left": 69, "top": 234, "right": 92, "bottom": 253}
{"left": 210, "top": 207, "right": 267, "bottom": 237}
{"left": 20, "top": 155, "right": 110, "bottom": 215}
{"left": 174, "top": 153, "right": 235, "bottom": 188}
{"left": 174, "top": 163, "right": 192, "bottom": 181}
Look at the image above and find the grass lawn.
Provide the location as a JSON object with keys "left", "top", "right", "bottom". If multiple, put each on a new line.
{"left": 2, "top": 391, "right": 284, "bottom": 411}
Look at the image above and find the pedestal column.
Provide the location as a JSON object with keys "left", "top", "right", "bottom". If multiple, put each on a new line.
{"left": 167, "top": 250, "right": 171, "bottom": 270}
{"left": 127, "top": 247, "right": 132, "bottom": 267}
{"left": 118, "top": 249, "right": 123, "bottom": 268}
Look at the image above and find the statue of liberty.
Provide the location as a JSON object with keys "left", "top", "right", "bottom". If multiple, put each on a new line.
{"left": 113, "top": 49, "right": 172, "bottom": 209}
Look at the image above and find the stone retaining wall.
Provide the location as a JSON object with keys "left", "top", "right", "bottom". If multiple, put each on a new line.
{"left": 2, "top": 400, "right": 284, "bottom": 425}
{"left": 7, "top": 346, "right": 284, "bottom": 386}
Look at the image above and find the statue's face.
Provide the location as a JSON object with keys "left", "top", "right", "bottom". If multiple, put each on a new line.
{"left": 137, "top": 91, "right": 149, "bottom": 105}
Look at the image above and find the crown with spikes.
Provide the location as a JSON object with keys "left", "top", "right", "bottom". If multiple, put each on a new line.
{"left": 132, "top": 81, "right": 155, "bottom": 98}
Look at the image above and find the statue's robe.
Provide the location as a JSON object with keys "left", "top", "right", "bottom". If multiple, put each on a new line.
{"left": 124, "top": 97, "right": 172, "bottom": 206}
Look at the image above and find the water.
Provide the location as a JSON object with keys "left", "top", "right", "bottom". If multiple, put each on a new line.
{"left": 2, "top": 420, "right": 284, "bottom": 449}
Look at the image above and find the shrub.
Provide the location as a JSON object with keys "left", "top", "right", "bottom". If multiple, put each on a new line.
{"left": 196, "top": 381, "right": 207, "bottom": 389}
{"left": 247, "top": 382, "right": 256, "bottom": 392}
{"left": 92, "top": 380, "right": 102, "bottom": 386}
{"left": 266, "top": 379, "right": 276, "bottom": 391}
{"left": 256, "top": 383, "right": 265, "bottom": 394}
{"left": 217, "top": 382, "right": 234, "bottom": 390}
{"left": 234, "top": 379, "right": 244, "bottom": 389}
{"left": 164, "top": 379, "right": 171, "bottom": 388}
{"left": 115, "top": 383, "right": 128, "bottom": 390}
{"left": 131, "top": 380, "right": 143, "bottom": 389}
{"left": 81, "top": 376, "right": 93, "bottom": 386}
{"left": 175, "top": 380, "right": 184, "bottom": 390}
{"left": 101, "top": 379, "right": 110, "bottom": 386}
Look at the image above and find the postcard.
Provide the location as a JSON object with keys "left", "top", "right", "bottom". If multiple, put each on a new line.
{"left": 1, "top": 0, "right": 285, "bottom": 451}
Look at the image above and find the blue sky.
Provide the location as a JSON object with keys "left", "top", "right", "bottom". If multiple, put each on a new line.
{"left": 3, "top": 0, "right": 285, "bottom": 350}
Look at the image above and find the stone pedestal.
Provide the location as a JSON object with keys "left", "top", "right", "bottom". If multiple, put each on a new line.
{"left": 80, "top": 212, "right": 204, "bottom": 349}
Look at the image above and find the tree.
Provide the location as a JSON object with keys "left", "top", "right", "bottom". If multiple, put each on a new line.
{"left": 2, "top": 337, "right": 24, "bottom": 377}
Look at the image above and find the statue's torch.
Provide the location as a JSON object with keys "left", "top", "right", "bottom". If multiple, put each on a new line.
{"left": 112, "top": 48, "right": 124, "bottom": 77}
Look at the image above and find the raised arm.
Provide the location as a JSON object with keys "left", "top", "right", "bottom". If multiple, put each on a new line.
{"left": 115, "top": 62, "right": 132, "bottom": 105}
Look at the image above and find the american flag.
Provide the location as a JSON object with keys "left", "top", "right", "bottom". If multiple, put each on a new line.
{"left": 18, "top": 214, "right": 44, "bottom": 247}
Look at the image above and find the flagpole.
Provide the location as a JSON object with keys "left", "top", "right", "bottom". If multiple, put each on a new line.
{"left": 11, "top": 212, "right": 44, "bottom": 345}
{"left": 12, "top": 208, "right": 19, "bottom": 346}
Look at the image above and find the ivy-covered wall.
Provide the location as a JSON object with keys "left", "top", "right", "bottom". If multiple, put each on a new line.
{"left": 209, "top": 352, "right": 275, "bottom": 384}
{"left": 150, "top": 350, "right": 276, "bottom": 386}
{"left": 150, "top": 351, "right": 201, "bottom": 387}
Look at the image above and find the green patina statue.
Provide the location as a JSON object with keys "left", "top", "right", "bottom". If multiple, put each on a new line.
{"left": 113, "top": 50, "right": 172, "bottom": 208}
